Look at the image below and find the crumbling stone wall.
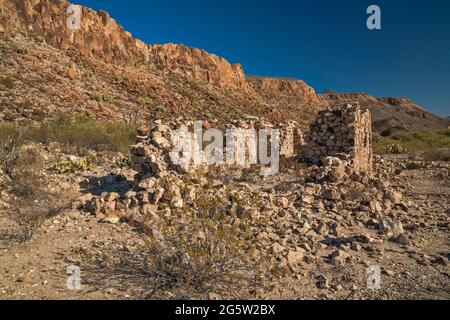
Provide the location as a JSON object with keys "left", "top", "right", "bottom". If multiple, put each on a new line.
{"left": 302, "top": 103, "right": 373, "bottom": 174}
{"left": 129, "top": 118, "right": 303, "bottom": 184}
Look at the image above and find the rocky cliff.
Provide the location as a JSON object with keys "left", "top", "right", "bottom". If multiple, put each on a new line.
{"left": 0, "top": 0, "right": 251, "bottom": 91}
{"left": 0, "top": 0, "right": 448, "bottom": 134}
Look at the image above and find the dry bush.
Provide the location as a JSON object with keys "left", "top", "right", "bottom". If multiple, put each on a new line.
{"left": 81, "top": 214, "right": 263, "bottom": 299}
{"left": 0, "top": 147, "right": 75, "bottom": 242}
{"left": 138, "top": 216, "right": 260, "bottom": 299}
{"left": 0, "top": 129, "right": 24, "bottom": 176}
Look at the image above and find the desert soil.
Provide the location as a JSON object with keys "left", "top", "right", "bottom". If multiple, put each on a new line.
{"left": 0, "top": 159, "right": 449, "bottom": 300}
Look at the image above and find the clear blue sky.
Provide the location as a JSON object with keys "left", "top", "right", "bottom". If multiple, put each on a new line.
{"left": 75, "top": 0, "right": 450, "bottom": 116}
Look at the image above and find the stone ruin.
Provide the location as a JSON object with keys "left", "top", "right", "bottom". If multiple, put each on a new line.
{"left": 129, "top": 118, "right": 304, "bottom": 181}
{"left": 302, "top": 103, "right": 373, "bottom": 175}
{"left": 129, "top": 103, "right": 372, "bottom": 185}
{"left": 80, "top": 103, "right": 373, "bottom": 220}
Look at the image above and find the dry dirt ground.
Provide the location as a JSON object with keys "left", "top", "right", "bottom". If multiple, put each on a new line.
{"left": 0, "top": 159, "right": 449, "bottom": 300}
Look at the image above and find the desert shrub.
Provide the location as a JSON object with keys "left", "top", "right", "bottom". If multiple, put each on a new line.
{"left": 90, "top": 92, "right": 113, "bottom": 102}
{"left": 0, "top": 147, "right": 75, "bottom": 241}
{"left": 16, "top": 47, "right": 28, "bottom": 55}
{"left": 138, "top": 215, "right": 261, "bottom": 299}
{"left": 136, "top": 97, "right": 152, "bottom": 105}
{"left": 384, "top": 144, "right": 406, "bottom": 154}
{"left": 116, "top": 75, "right": 130, "bottom": 83}
{"left": 34, "top": 35, "right": 45, "bottom": 43}
{"left": 113, "top": 154, "right": 131, "bottom": 168}
{"left": 83, "top": 69, "right": 93, "bottom": 78}
{"left": 155, "top": 105, "right": 166, "bottom": 113}
{"left": 49, "top": 155, "right": 96, "bottom": 174}
{"left": 0, "top": 129, "right": 25, "bottom": 176}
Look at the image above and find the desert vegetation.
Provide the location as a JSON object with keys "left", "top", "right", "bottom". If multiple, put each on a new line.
{"left": 0, "top": 132, "right": 75, "bottom": 242}
{"left": 0, "top": 114, "right": 137, "bottom": 154}
{"left": 374, "top": 129, "right": 450, "bottom": 158}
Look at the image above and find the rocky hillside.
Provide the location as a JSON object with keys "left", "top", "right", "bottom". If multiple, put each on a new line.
{"left": 0, "top": 0, "right": 448, "bottom": 134}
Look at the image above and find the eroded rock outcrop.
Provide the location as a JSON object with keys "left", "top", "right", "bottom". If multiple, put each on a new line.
{"left": 0, "top": 0, "right": 253, "bottom": 90}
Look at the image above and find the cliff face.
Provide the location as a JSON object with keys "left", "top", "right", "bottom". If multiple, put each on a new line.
{"left": 248, "top": 77, "right": 323, "bottom": 104}
{"left": 0, "top": 0, "right": 251, "bottom": 90}
{"left": 0, "top": 0, "right": 150, "bottom": 65}
{"left": 149, "top": 43, "right": 252, "bottom": 91}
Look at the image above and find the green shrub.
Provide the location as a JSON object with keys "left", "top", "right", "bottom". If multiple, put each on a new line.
{"left": 83, "top": 69, "right": 93, "bottom": 78}
{"left": 155, "top": 105, "right": 166, "bottom": 113}
{"left": 16, "top": 47, "right": 28, "bottom": 55}
{"left": 90, "top": 92, "right": 113, "bottom": 102}
{"left": 117, "top": 75, "right": 130, "bottom": 83}
{"left": 49, "top": 156, "right": 96, "bottom": 174}
{"left": 114, "top": 154, "right": 131, "bottom": 168}
{"left": 136, "top": 97, "right": 152, "bottom": 105}
{"left": 34, "top": 35, "right": 45, "bottom": 43}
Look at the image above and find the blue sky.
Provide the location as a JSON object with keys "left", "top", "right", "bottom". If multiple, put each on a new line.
{"left": 75, "top": 0, "right": 450, "bottom": 116}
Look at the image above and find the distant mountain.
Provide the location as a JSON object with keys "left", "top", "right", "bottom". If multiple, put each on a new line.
{"left": 319, "top": 93, "right": 450, "bottom": 136}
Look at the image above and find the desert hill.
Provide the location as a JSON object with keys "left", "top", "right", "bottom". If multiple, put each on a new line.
{"left": 320, "top": 92, "right": 450, "bottom": 135}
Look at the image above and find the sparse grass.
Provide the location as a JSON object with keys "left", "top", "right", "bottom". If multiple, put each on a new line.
{"left": 0, "top": 115, "right": 137, "bottom": 153}
{"left": 374, "top": 129, "right": 450, "bottom": 155}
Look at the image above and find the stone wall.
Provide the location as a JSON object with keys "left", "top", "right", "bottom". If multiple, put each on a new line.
{"left": 129, "top": 118, "right": 303, "bottom": 184}
{"left": 302, "top": 103, "right": 373, "bottom": 174}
